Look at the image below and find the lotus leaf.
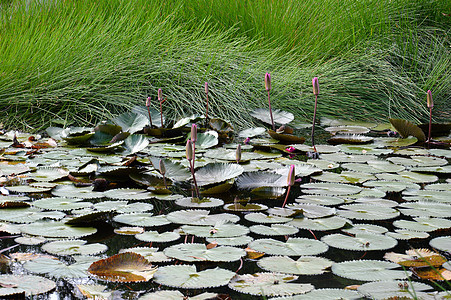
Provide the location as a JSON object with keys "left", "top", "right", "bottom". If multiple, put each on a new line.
{"left": 119, "top": 247, "right": 172, "bottom": 262}
{"left": 389, "top": 118, "right": 426, "bottom": 142}
{"left": 139, "top": 291, "right": 219, "bottom": 300}
{"left": 342, "top": 224, "right": 388, "bottom": 235}
{"left": 32, "top": 197, "right": 92, "bottom": 211}
{"left": 51, "top": 184, "right": 105, "bottom": 199}
{"left": 300, "top": 182, "right": 362, "bottom": 196}
{"left": 337, "top": 204, "right": 400, "bottom": 220}
{"left": 204, "top": 148, "right": 264, "bottom": 161}
{"left": 328, "top": 134, "right": 374, "bottom": 144}
{"left": 164, "top": 243, "right": 245, "bottom": 262}
{"left": 223, "top": 202, "right": 268, "bottom": 211}
{"left": 41, "top": 240, "right": 107, "bottom": 256}
{"left": 6, "top": 185, "right": 52, "bottom": 193}
{"left": 131, "top": 105, "right": 163, "bottom": 127}
{"left": 289, "top": 216, "right": 350, "bottom": 231}
{"left": 320, "top": 152, "right": 378, "bottom": 163}
{"left": 425, "top": 183, "right": 451, "bottom": 191}
{"left": 14, "top": 235, "right": 47, "bottom": 245}
{"left": 384, "top": 249, "right": 446, "bottom": 267}
{"left": 0, "top": 274, "right": 56, "bottom": 296}
{"left": 112, "top": 111, "right": 148, "bottom": 134}
{"left": 104, "top": 188, "right": 154, "bottom": 200}
{"left": 194, "top": 163, "right": 243, "bottom": 186}
{"left": 236, "top": 172, "right": 286, "bottom": 190}
{"left": 385, "top": 229, "right": 430, "bottom": 240}
{"left": 181, "top": 223, "right": 249, "bottom": 238}
{"left": 21, "top": 221, "right": 97, "bottom": 238}
{"left": 114, "top": 226, "right": 144, "bottom": 235}
{"left": 113, "top": 213, "right": 170, "bottom": 227}
{"left": 357, "top": 280, "right": 433, "bottom": 300}
{"left": 154, "top": 265, "right": 235, "bottom": 288}
{"left": 94, "top": 200, "right": 128, "bottom": 212}
{"left": 251, "top": 108, "right": 294, "bottom": 125}
{"left": 430, "top": 236, "right": 451, "bottom": 253}
{"left": 295, "top": 195, "right": 344, "bottom": 206}
{"left": 167, "top": 210, "right": 239, "bottom": 225}
{"left": 76, "top": 284, "right": 112, "bottom": 300}
{"left": 250, "top": 224, "right": 299, "bottom": 236}
{"left": 258, "top": 256, "right": 333, "bottom": 275}
{"left": 206, "top": 235, "right": 254, "bottom": 246}
{"left": 88, "top": 252, "right": 157, "bottom": 282}
{"left": 332, "top": 260, "right": 411, "bottom": 281}
{"left": 393, "top": 217, "right": 451, "bottom": 232}
{"left": 24, "top": 256, "right": 97, "bottom": 278}
{"left": 238, "top": 127, "right": 266, "bottom": 138}
{"left": 292, "top": 144, "right": 340, "bottom": 153}
{"left": 175, "top": 197, "right": 224, "bottom": 208}
{"left": 270, "top": 288, "right": 361, "bottom": 299}
{"left": 149, "top": 157, "right": 191, "bottom": 181}
{"left": 0, "top": 207, "right": 65, "bottom": 223}
{"left": 322, "top": 233, "right": 397, "bottom": 251}
{"left": 399, "top": 201, "right": 451, "bottom": 218}
{"left": 245, "top": 212, "right": 292, "bottom": 224}
{"left": 249, "top": 237, "right": 328, "bottom": 256}
{"left": 120, "top": 134, "right": 150, "bottom": 155}
{"left": 135, "top": 230, "right": 181, "bottom": 243}
{"left": 228, "top": 272, "right": 313, "bottom": 297}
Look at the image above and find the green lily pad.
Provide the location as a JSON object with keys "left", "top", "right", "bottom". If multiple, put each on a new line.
{"left": 181, "top": 223, "right": 249, "bottom": 238}
{"left": 357, "top": 280, "right": 433, "bottom": 300}
{"left": 300, "top": 182, "right": 362, "bottom": 196}
{"left": 337, "top": 204, "right": 400, "bottom": 220}
{"left": 149, "top": 158, "right": 191, "bottom": 181}
{"left": 245, "top": 212, "right": 292, "bottom": 224}
{"left": 21, "top": 221, "right": 97, "bottom": 238}
{"left": 205, "top": 235, "right": 254, "bottom": 246}
{"left": 374, "top": 136, "right": 418, "bottom": 147}
{"left": 175, "top": 197, "right": 224, "bottom": 208}
{"left": 363, "top": 180, "right": 420, "bottom": 193}
{"left": 332, "top": 259, "right": 411, "bottom": 281}
{"left": 342, "top": 161, "right": 405, "bottom": 173}
{"left": 163, "top": 243, "right": 246, "bottom": 262}
{"left": 24, "top": 256, "right": 97, "bottom": 278}
{"left": 293, "top": 144, "right": 340, "bottom": 153}
{"left": 289, "top": 216, "right": 350, "bottom": 231}
{"left": 393, "top": 217, "right": 451, "bottom": 232}
{"left": 166, "top": 210, "right": 239, "bottom": 225}
{"left": 312, "top": 171, "right": 376, "bottom": 184}
{"left": 339, "top": 144, "right": 393, "bottom": 155}
{"left": 249, "top": 237, "right": 328, "bottom": 256}
{"left": 399, "top": 201, "right": 451, "bottom": 218}
{"left": 250, "top": 224, "right": 299, "bottom": 236}
{"left": 389, "top": 118, "right": 425, "bottom": 142}
{"left": 104, "top": 188, "right": 154, "bottom": 200}
{"left": 113, "top": 213, "right": 170, "bottom": 227}
{"left": 154, "top": 265, "right": 235, "bottom": 289}
{"left": 0, "top": 274, "right": 56, "bottom": 296}
{"left": 325, "top": 125, "right": 370, "bottom": 135}
{"left": 429, "top": 236, "right": 451, "bottom": 253}
{"left": 195, "top": 163, "right": 243, "bottom": 186}
{"left": 376, "top": 171, "right": 438, "bottom": 184}
{"left": 120, "top": 134, "right": 150, "bottom": 155}
{"left": 328, "top": 134, "right": 374, "bottom": 145}
{"left": 228, "top": 272, "right": 313, "bottom": 297}
{"left": 135, "top": 230, "right": 181, "bottom": 243}
{"left": 270, "top": 288, "right": 361, "bottom": 300}
{"left": 342, "top": 224, "right": 388, "bottom": 235}
{"left": 113, "top": 111, "right": 148, "bottom": 134}
{"left": 191, "top": 131, "right": 218, "bottom": 149}
{"left": 32, "top": 197, "right": 92, "bottom": 211}
{"left": 385, "top": 230, "right": 430, "bottom": 240}
{"left": 51, "top": 184, "right": 105, "bottom": 199}
{"left": 257, "top": 256, "right": 333, "bottom": 275}
{"left": 322, "top": 233, "right": 397, "bottom": 251}
{"left": 223, "top": 202, "right": 269, "bottom": 212}
{"left": 6, "top": 185, "right": 52, "bottom": 193}
{"left": 238, "top": 127, "right": 267, "bottom": 138}
{"left": 41, "top": 240, "right": 107, "bottom": 256}
{"left": 250, "top": 108, "right": 294, "bottom": 125}
{"left": 295, "top": 195, "right": 344, "bottom": 206}
{"left": 0, "top": 208, "right": 65, "bottom": 223}
{"left": 119, "top": 247, "right": 172, "bottom": 263}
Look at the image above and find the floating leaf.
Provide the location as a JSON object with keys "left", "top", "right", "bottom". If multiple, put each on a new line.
{"left": 166, "top": 210, "right": 239, "bottom": 225}
{"left": 223, "top": 202, "right": 268, "bottom": 212}
{"left": 195, "top": 163, "right": 243, "bottom": 186}
{"left": 104, "top": 188, "right": 154, "bottom": 200}
{"left": 119, "top": 247, "right": 172, "bottom": 263}
{"left": 332, "top": 260, "right": 411, "bottom": 281}
{"left": 228, "top": 272, "right": 313, "bottom": 297}
{"left": 337, "top": 204, "right": 400, "bottom": 220}
{"left": 192, "top": 131, "right": 219, "bottom": 149}
{"left": 32, "top": 197, "right": 92, "bottom": 211}
{"left": 342, "top": 224, "right": 388, "bottom": 235}
{"left": 393, "top": 217, "right": 451, "bottom": 232}
{"left": 245, "top": 212, "right": 292, "bottom": 224}
{"left": 21, "top": 221, "right": 97, "bottom": 238}
{"left": 325, "top": 126, "right": 370, "bottom": 135}
{"left": 88, "top": 252, "right": 157, "bottom": 282}
{"left": 0, "top": 208, "right": 65, "bottom": 223}
{"left": 41, "top": 240, "right": 107, "bottom": 256}
{"left": 251, "top": 108, "right": 294, "bottom": 125}
{"left": 135, "top": 230, "right": 181, "bottom": 243}
{"left": 250, "top": 224, "right": 299, "bottom": 236}
{"left": 76, "top": 284, "right": 112, "bottom": 300}
{"left": 28, "top": 167, "right": 69, "bottom": 182}
{"left": 270, "top": 288, "right": 361, "bottom": 300}
{"left": 385, "top": 229, "right": 430, "bottom": 240}
{"left": 181, "top": 223, "right": 249, "bottom": 238}
{"left": 399, "top": 201, "right": 451, "bottom": 218}
{"left": 236, "top": 172, "right": 286, "bottom": 190}
{"left": 113, "top": 213, "right": 170, "bottom": 227}
{"left": 51, "top": 184, "right": 105, "bottom": 199}
{"left": 175, "top": 197, "right": 224, "bottom": 208}
{"left": 258, "top": 256, "right": 333, "bottom": 275}
{"left": 205, "top": 235, "right": 254, "bottom": 246}
{"left": 24, "top": 256, "right": 97, "bottom": 278}
{"left": 430, "top": 236, "right": 451, "bottom": 253}
{"left": 384, "top": 249, "right": 446, "bottom": 267}
{"left": 389, "top": 118, "right": 426, "bottom": 142}
{"left": 120, "top": 134, "right": 150, "bottom": 155}
{"left": 301, "top": 182, "right": 362, "bottom": 196}
{"left": 0, "top": 274, "right": 56, "bottom": 296}
{"left": 249, "top": 238, "right": 328, "bottom": 256}
{"left": 289, "top": 216, "right": 349, "bottom": 231}
{"left": 414, "top": 268, "right": 451, "bottom": 281}
{"left": 322, "top": 233, "right": 397, "bottom": 251}
{"left": 113, "top": 111, "right": 148, "bottom": 134}
{"left": 268, "top": 130, "right": 305, "bottom": 144}
{"left": 154, "top": 265, "right": 235, "bottom": 288}
{"left": 238, "top": 127, "right": 266, "bottom": 138}
{"left": 295, "top": 195, "right": 344, "bottom": 206}
{"left": 163, "top": 243, "right": 246, "bottom": 262}
{"left": 357, "top": 280, "right": 433, "bottom": 300}
{"left": 149, "top": 158, "right": 191, "bottom": 181}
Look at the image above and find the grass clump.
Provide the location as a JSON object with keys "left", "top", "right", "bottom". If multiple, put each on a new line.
{"left": 0, "top": 0, "right": 449, "bottom": 131}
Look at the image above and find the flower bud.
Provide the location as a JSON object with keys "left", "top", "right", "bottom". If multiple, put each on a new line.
{"left": 236, "top": 144, "right": 241, "bottom": 163}
{"left": 205, "top": 82, "right": 208, "bottom": 94}
{"left": 265, "top": 73, "right": 271, "bottom": 91}
{"left": 159, "top": 159, "right": 166, "bottom": 176}
{"left": 427, "top": 90, "right": 433, "bottom": 109}
{"left": 186, "top": 139, "right": 193, "bottom": 161}
{"left": 146, "top": 97, "right": 151, "bottom": 107}
{"left": 312, "top": 77, "right": 319, "bottom": 95}
{"left": 158, "top": 88, "right": 163, "bottom": 101}
{"left": 287, "top": 164, "right": 295, "bottom": 186}
{"left": 191, "top": 124, "right": 198, "bottom": 143}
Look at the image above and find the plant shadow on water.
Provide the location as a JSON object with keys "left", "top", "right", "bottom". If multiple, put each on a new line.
{"left": 0, "top": 86, "right": 450, "bottom": 299}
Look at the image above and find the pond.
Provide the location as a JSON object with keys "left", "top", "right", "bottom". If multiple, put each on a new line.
{"left": 0, "top": 110, "right": 450, "bottom": 299}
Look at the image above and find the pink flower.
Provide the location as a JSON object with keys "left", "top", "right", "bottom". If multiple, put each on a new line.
{"left": 285, "top": 146, "right": 295, "bottom": 153}
{"left": 244, "top": 137, "right": 250, "bottom": 145}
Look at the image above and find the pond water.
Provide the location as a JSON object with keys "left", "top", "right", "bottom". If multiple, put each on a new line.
{"left": 0, "top": 119, "right": 450, "bottom": 299}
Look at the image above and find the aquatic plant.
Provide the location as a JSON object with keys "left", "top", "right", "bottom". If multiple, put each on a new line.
{"left": 265, "top": 73, "right": 275, "bottom": 131}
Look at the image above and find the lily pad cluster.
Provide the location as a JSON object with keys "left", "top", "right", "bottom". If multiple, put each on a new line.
{"left": 0, "top": 112, "right": 449, "bottom": 299}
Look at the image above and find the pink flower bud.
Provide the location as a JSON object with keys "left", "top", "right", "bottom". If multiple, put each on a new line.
{"left": 186, "top": 139, "right": 193, "bottom": 161}
{"left": 191, "top": 124, "right": 198, "bottom": 143}
{"left": 265, "top": 73, "right": 271, "bottom": 91}
{"left": 146, "top": 97, "right": 151, "bottom": 107}
{"left": 159, "top": 159, "right": 166, "bottom": 175}
{"left": 236, "top": 144, "right": 241, "bottom": 163}
{"left": 205, "top": 82, "right": 208, "bottom": 94}
{"left": 312, "top": 77, "right": 319, "bottom": 95}
{"left": 158, "top": 88, "right": 163, "bottom": 101}
{"left": 287, "top": 164, "right": 295, "bottom": 186}
{"left": 427, "top": 90, "right": 433, "bottom": 109}
{"left": 285, "top": 146, "right": 295, "bottom": 153}
{"left": 244, "top": 137, "right": 250, "bottom": 145}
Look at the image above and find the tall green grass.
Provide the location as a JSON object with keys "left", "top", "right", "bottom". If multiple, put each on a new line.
{"left": 0, "top": 0, "right": 449, "bottom": 131}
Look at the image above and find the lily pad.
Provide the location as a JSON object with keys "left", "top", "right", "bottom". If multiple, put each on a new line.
{"left": 32, "top": 197, "right": 92, "bottom": 211}
{"left": 270, "top": 288, "right": 361, "bottom": 299}
{"left": 163, "top": 243, "right": 246, "bottom": 262}
{"left": 135, "top": 230, "right": 181, "bottom": 243}
{"left": 181, "top": 223, "right": 249, "bottom": 238}
{"left": 21, "top": 221, "right": 97, "bottom": 238}
{"left": 249, "top": 237, "right": 328, "bottom": 256}
{"left": 205, "top": 235, "right": 254, "bottom": 246}
{"left": 154, "top": 265, "right": 235, "bottom": 289}
{"left": 250, "top": 224, "right": 299, "bottom": 236}
{"left": 0, "top": 274, "right": 56, "bottom": 296}
{"left": 41, "top": 240, "right": 107, "bottom": 256}
{"left": 357, "top": 280, "right": 433, "bottom": 300}
{"left": 167, "top": 210, "right": 239, "bottom": 225}
{"left": 104, "top": 188, "right": 154, "bottom": 200}
{"left": 236, "top": 172, "right": 286, "bottom": 190}
{"left": 251, "top": 108, "right": 294, "bottom": 125}
{"left": 51, "top": 184, "right": 105, "bottom": 199}
{"left": 430, "top": 236, "right": 451, "bottom": 253}
{"left": 195, "top": 163, "right": 244, "bottom": 186}
{"left": 258, "top": 256, "right": 333, "bottom": 275}
{"left": 325, "top": 125, "right": 370, "bottom": 135}
{"left": 389, "top": 118, "right": 426, "bottom": 142}
{"left": 337, "top": 204, "right": 400, "bottom": 220}
{"left": 321, "top": 233, "right": 397, "bottom": 251}
{"left": 245, "top": 212, "right": 292, "bottom": 224}
{"left": 88, "top": 252, "right": 157, "bottom": 282}
{"left": 393, "top": 217, "right": 451, "bottom": 232}
{"left": 332, "top": 260, "right": 411, "bottom": 281}
{"left": 238, "top": 127, "right": 266, "bottom": 138}
{"left": 228, "top": 272, "right": 313, "bottom": 297}
{"left": 113, "top": 213, "right": 170, "bottom": 227}
{"left": 24, "top": 256, "right": 97, "bottom": 278}
{"left": 289, "top": 216, "right": 350, "bottom": 231}
{"left": 300, "top": 182, "right": 362, "bottom": 196}
{"left": 113, "top": 111, "right": 148, "bottom": 134}
{"left": 119, "top": 247, "right": 172, "bottom": 263}
{"left": 175, "top": 197, "right": 224, "bottom": 208}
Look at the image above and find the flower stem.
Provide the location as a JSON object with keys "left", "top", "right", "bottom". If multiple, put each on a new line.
{"left": 311, "top": 94, "right": 318, "bottom": 152}
{"left": 428, "top": 106, "right": 432, "bottom": 148}
{"left": 147, "top": 107, "right": 153, "bottom": 128}
{"left": 189, "top": 159, "right": 200, "bottom": 199}
{"left": 268, "top": 90, "right": 275, "bottom": 131}
{"left": 282, "top": 185, "right": 291, "bottom": 208}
